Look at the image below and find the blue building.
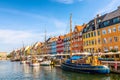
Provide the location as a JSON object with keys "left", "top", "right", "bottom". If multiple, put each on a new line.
{"left": 51, "top": 37, "right": 58, "bottom": 54}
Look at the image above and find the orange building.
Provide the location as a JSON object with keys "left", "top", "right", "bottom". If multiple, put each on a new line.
{"left": 72, "top": 25, "right": 85, "bottom": 53}
{"left": 100, "top": 7, "right": 120, "bottom": 52}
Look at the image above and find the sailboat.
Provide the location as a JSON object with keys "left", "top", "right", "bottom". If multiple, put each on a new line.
{"left": 20, "top": 44, "right": 26, "bottom": 64}
{"left": 40, "top": 29, "right": 52, "bottom": 66}
{"left": 29, "top": 45, "right": 39, "bottom": 67}
{"left": 61, "top": 14, "right": 110, "bottom": 74}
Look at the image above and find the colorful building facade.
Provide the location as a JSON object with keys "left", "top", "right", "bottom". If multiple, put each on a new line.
{"left": 64, "top": 33, "right": 70, "bottom": 54}
{"left": 51, "top": 37, "right": 58, "bottom": 54}
{"left": 72, "top": 25, "right": 85, "bottom": 53}
{"left": 57, "top": 36, "right": 64, "bottom": 54}
{"left": 83, "top": 15, "right": 105, "bottom": 53}
{"left": 100, "top": 7, "right": 120, "bottom": 52}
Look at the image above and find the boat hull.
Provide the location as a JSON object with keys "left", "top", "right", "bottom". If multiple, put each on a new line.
{"left": 40, "top": 61, "right": 51, "bottom": 66}
{"left": 61, "top": 63, "right": 110, "bottom": 74}
{"left": 20, "top": 61, "right": 26, "bottom": 64}
{"left": 30, "top": 63, "right": 39, "bottom": 67}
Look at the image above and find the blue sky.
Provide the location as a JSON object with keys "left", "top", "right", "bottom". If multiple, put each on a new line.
{"left": 0, "top": 0, "right": 120, "bottom": 53}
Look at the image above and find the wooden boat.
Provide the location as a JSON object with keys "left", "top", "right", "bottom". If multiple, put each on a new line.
{"left": 61, "top": 55, "right": 110, "bottom": 74}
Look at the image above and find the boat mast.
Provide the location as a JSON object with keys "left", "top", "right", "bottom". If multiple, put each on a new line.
{"left": 22, "top": 41, "right": 25, "bottom": 56}
{"left": 70, "top": 14, "right": 72, "bottom": 58}
{"left": 45, "top": 28, "right": 47, "bottom": 54}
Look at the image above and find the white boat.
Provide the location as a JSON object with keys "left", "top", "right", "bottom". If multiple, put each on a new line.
{"left": 26, "top": 60, "right": 30, "bottom": 64}
{"left": 20, "top": 61, "right": 26, "bottom": 64}
{"left": 30, "top": 62, "right": 39, "bottom": 67}
{"left": 29, "top": 57, "right": 39, "bottom": 67}
{"left": 40, "top": 60, "right": 51, "bottom": 66}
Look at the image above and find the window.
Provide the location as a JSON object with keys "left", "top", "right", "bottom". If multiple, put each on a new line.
{"left": 113, "top": 17, "right": 120, "bottom": 23}
{"left": 91, "top": 40, "right": 94, "bottom": 45}
{"left": 88, "top": 33, "right": 90, "bottom": 38}
{"left": 98, "top": 38, "right": 100, "bottom": 44}
{"left": 103, "top": 38, "right": 107, "bottom": 44}
{"left": 94, "top": 32, "right": 96, "bottom": 36}
{"left": 97, "top": 31, "right": 100, "bottom": 35}
{"left": 109, "top": 46, "right": 113, "bottom": 50}
{"left": 103, "top": 21, "right": 110, "bottom": 26}
{"left": 91, "top": 32, "right": 93, "bottom": 37}
{"left": 114, "top": 46, "right": 118, "bottom": 51}
{"left": 86, "top": 34, "right": 88, "bottom": 38}
{"left": 113, "top": 27, "right": 116, "bottom": 32}
{"left": 102, "top": 30, "right": 106, "bottom": 34}
{"left": 109, "top": 37, "right": 112, "bottom": 43}
{"left": 114, "top": 37, "right": 118, "bottom": 42}
{"left": 80, "top": 32, "right": 82, "bottom": 36}
{"left": 88, "top": 40, "right": 91, "bottom": 45}
{"left": 118, "top": 26, "right": 120, "bottom": 31}
{"left": 108, "top": 28, "right": 111, "bottom": 33}
{"left": 103, "top": 47, "right": 108, "bottom": 52}
{"left": 97, "top": 19, "right": 101, "bottom": 23}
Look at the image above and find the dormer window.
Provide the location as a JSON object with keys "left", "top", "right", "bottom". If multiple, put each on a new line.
{"left": 92, "top": 22, "right": 94, "bottom": 25}
{"left": 97, "top": 19, "right": 101, "bottom": 23}
{"left": 103, "top": 21, "right": 110, "bottom": 26}
{"left": 113, "top": 17, "right": 120, "bottom": 23}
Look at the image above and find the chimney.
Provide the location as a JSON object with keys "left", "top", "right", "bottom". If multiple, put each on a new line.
{"left": 97, "top": 14, "right": 101, "bottom": 18}
{"left": 118, "top": 6, "right": 120, "bottom": 9}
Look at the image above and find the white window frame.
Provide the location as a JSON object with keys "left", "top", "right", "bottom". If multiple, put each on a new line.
{"left": 118, "top": 26, "right": 120, "bottom": 31}
{"left": 109, "top": 46, "right": 113, "bottom": 50}
{"left": 108, "top": 28, "right": 111, "bottom": 33}
{"left": 102, "top": 30, "right": 106, "bottom": 34}
{"left": 113, "top": 27, "right": 116, "bottom": 32}
{"left": 114, "top": 46, "right": 118, "bottom": 51}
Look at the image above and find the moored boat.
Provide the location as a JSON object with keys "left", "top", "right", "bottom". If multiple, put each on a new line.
{"left": 61, "top": 55, "right": 110, "bottom": 74}
{"left": 29, "top": 56, "right": 39, "bottom": 67}
{"left": 20, "top": 60, "right": 26, "bottom": 64}
{"left": 40, "top": 60, "right": 51, "bottom": 66}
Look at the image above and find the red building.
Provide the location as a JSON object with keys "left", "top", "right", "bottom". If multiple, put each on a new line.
{"left": 72, "top": 25, "right": 85, "bottom": 53}
{"left": 57, "top": 36, "right": 64, "bottom": 54}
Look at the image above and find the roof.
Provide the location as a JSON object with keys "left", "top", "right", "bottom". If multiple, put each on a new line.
{"left": 75, "top": 25, "right": 84, "bottom": 32}
{"left": 71, "top": 55, "right": 83, "bottom": 60}
{"left": 64, "top": 33, "right": 70, "bottom": 38}
{"left": 59, "top": 35, "right": 64, "bottom": 39}
{"left": 102, "top": 7, "right": 120, "bottom": 21}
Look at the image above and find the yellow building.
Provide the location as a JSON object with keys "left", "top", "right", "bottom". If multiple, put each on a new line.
{"left": 83, "top": 6, "right": 120, "bottom": 53}
{"left": 0, "top": 52, "right": 7, "bottom": 60}
{"left": 83, "top": 15, "right": 105, "bottom": 53}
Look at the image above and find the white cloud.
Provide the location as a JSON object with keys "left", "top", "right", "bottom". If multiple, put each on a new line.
{"left": 52, "top": 0, "right": 83, "bottom": 4}
{"left": 96, "top": 0, "right": 120, "bottom": 15}
{"left": 0, "top": 8, "right": 67, "bottom": 52}
{"left": 0, "top": 29, "right": 65, "bottom": 52}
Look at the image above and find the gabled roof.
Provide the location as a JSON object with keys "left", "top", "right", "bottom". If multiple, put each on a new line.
{"left": 59, "top": 35, "right": 64, "bottom": 39}
{"left": 102, "top": 7, "right": 120, "bottom": 21}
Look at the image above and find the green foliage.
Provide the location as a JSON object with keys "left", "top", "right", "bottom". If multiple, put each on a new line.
{"left": 110, "top": 49, "right": 117, "bottom": 52}
{"left": 7, "top": 54, "right": 11, "bottom": 58}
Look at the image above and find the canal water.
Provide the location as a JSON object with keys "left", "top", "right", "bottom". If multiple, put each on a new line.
{"left": 0, "top": 61, "right": 120, "bottom": 80}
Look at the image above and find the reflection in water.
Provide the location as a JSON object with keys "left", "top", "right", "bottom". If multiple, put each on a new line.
{"left": 32, "top": 66, "right": 40, "bottom": 79}
{"left": 0, "top": 61, "right": 120, "bottom": 80}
